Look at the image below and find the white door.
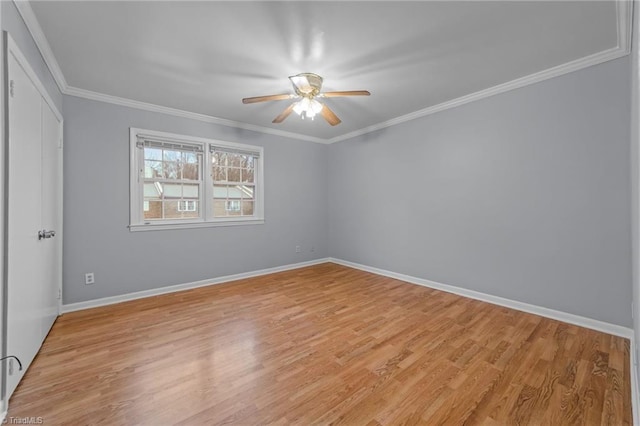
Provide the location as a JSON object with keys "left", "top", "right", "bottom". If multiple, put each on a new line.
{"left": 40, "top": 98, "right": 62, "bottom": 339}
{"left": 5, "top": 44, "right": 62, "bottom": 399}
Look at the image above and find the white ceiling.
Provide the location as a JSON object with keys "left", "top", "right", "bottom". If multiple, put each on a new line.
{"left": 27, "top": 1, "right": 627, "bottom": 142}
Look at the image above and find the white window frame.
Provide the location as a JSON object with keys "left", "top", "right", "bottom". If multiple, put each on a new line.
{"left": 129, "top": 128, "right": 264, "bottom": 231}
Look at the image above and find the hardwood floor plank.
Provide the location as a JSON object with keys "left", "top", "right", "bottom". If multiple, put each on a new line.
{"left": 7, "top": 263, "right": 632, "bottom": 425}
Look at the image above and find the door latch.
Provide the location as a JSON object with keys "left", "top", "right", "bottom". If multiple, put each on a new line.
{"left": 38, "top": 230, "right": 56, "bottom": 240}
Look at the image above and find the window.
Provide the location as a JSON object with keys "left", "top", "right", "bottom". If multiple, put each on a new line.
{"left": 178, "top": 200, "right": 198, "bottom": 212}
{"left": 130, "top": 128, "right": 264, "bottom": 231}
{"left": 225, "top": 200, "right": 240, "bottom": 212}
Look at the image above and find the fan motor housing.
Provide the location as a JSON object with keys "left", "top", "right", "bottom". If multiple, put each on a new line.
{"left": 290, "top": 73, "right": 323, "bottom": 97}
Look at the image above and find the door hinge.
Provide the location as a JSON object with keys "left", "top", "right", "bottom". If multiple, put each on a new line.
{"left": 57, "top": 288, "right": 62, "bottom": 300}
{"left": 8, "top": 358, "right": 13, "bottom": 375}
{"left": 9, "top": 80, "right": 14, "bottom": 98}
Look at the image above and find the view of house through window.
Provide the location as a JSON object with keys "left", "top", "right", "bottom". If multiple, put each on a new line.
{"left": 212, "top": 151, "right": 255, "bottom": 217}
{"left": 143, "top": 145, "right": 202, "bottom": 220}
{"left": 130, "top": 129, "right": 264, "bottom": 230}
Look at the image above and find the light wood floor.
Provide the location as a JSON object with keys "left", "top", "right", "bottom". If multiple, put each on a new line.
{"left": 8, "top": 263, "right": 632, "bottom": 425}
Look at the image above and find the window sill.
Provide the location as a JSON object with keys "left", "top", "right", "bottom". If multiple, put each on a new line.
{"left": 129, "top": 218, "right": 265, "bottom": 232}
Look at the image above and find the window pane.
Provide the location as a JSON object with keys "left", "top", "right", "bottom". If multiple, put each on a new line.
{"left": 144, "top": 147, "right": 162, "bottom": 161}
{"left": 145, "top": 161, "right": 163, "bottom": 178}
{"left": 241, "top": 167, "right": 254, "bottom": 183}
{"left": 143, "top": 200, "right": 163, "bottom": 219}
{"left": 163, "top": 149, "right": 180, "bottom": 162}
{"left": 182, "top": 184, "right": 199, "bottom": 198}
{"left": 213, "top": 199, "right": 227, "bottom": 216}
{"left": 228, "top": 153, "right": 242, "bottom": 167}
{"left": 240, "top": 155, "right": 252, "bottom": 168}
{"left": 213, "top": 184, "right": 231, "bottom": 217}
{"left": 182, "top": 163, "right": 199, "bottom": 180}
{"left": 228, "top": 185, "right": 244, "bottom": 200}
{"left": 213, "top": 185, "right": 228, "bottom": 198}
{"left": 144, "top": 183, "right": 162, "bottom": 198}
{"left": 240, "top": 185, "right": 254, "bottom": 200}
{"left": 163, "top": 183, "right": 182, "bottom": 198}
{"left": 214, "top": 152, "right": 227, "bottom": 166}
{"left": 183, "top": 152, "right": 198, "bottom": 164}
{"left": 227, "top": 167, "right": 241, "bottom": 182}
{"left": 213, "top": 166, "right": 226, "bottom": 182}
{"left": 163, "top": 161, "right": 179, "bottom": 179}
{"left": 242, "top": 200, "right": 254, "bottom": 216}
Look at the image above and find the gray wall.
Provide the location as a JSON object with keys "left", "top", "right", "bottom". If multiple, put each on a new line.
{"left": 630, "top": 0, "right": 640, "bottom": 383}
{"left": 328, "top": 57, "right": 632, "bottom": 327}
{"left": 2, "top": 1, "right": 62, "bottom": 112}
{"left": 63, "top": 96, "right": 328, "bottom": 304}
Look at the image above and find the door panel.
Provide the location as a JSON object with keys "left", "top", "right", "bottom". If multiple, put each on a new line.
{"left": 6, "top": 52, "right": 44, "bottom": 398}
{"left": 40, "top": 100, "right": 61, "bottom": 339}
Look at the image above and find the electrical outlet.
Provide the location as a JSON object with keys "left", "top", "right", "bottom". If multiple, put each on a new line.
{"left": 85, "top": 272, "right": 95, "bottom": 285}
{"left": 310, "top": 246, "right": 315, "bottom": 252}
{"left": 295, "top": 245, "right": 301, "bottom": 253}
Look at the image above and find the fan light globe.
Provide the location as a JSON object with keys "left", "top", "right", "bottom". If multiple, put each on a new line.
{"left": 294, "top": 98, "right": 324, "bottom": 120}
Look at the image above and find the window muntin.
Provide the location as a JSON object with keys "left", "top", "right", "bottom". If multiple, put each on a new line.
{"left": 130, "top": 129, "right": 263, "bottom": 230}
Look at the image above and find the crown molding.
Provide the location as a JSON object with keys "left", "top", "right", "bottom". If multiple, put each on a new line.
{"left": 14, "top": 0, "right": 633, "bottom": 145}
{"left": 328, "top": 46, "right": 629, "bottom": 143}
{"left": 617, "top": 0, "right": 633, "bottom": 55}
{"left": 13, "top": 0, "right": 67, "bottom": 92}
{"left": 64, "top": 86, "right": 328, "bottom": 144}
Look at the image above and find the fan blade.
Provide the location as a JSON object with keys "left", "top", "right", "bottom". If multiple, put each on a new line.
{"left": 242, "top": 94, "right": 293, "bottom": 104}
{"left": 321, "top": 90, "right": 371, "bottom": 98}
{"left": 320, "top": 104, "right": 341, "bottom": 126}
{"left": 272, "top": 103, "right": 295, "bottom": 123}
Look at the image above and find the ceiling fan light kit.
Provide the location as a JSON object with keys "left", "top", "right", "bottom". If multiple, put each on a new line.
{"left": 293, "top": 97, "right": 323, "bottom": 120}
{"left": 242, "top": 72, "right": 370, "bottom": 126}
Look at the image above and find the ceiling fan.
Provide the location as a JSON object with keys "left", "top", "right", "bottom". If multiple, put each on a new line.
{"left": 242, "top": 73, "right": 370, "bottom": 126}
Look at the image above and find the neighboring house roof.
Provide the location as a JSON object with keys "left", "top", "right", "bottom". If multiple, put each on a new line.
{"left": 144, "top": 182, "right": 253, "bottom": 199}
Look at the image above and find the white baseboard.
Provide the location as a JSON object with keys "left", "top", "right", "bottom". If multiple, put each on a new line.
{"left": 65, "top": 256, "right": 634, "bottom": 337}
{"left": 329, "top": 258, "right": 633, "bottom": 339}
{"left": 61, "top": 258, "right": 330, "bottom": 313}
